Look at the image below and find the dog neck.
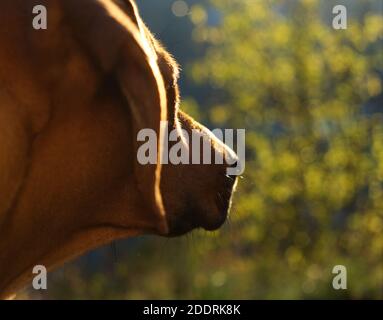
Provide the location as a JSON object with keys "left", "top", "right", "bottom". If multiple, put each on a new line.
{"left": 0, "top": 181, "right": 160, "bottom": 299}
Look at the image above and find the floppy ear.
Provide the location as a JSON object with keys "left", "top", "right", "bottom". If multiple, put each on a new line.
{"left": 63, "top": 0, "right": 168, "bottom": 233}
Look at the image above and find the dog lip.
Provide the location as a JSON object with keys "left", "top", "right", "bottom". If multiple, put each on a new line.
{"left": 166, "top": 173, "right": 238, "bottom": 236}
{"left": 216, "top": 174, "right": 237, "bottom": 211}
{"left": 204, "top": 175, "right": 237, "bottom": 231}
{"left": 203, "top": 195, "right": 231, "bottom": 231}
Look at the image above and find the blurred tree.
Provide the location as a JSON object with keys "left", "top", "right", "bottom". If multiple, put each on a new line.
{"left": 187, "top": 0, "right": 383, "bottom": 298}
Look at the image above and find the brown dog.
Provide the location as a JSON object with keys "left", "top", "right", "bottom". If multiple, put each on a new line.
{"left": 0, "top": 0, "right": 238, "bottom": 298}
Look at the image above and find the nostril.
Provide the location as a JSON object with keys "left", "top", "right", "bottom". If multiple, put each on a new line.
{"left": 225, "top": 157, "right": 243, "bottom": 178}
{"left": 228, "top": 160, "right": 238, "bottom": 168}
{"left": 226, "top": 159, "right": 238, "bottom": 171}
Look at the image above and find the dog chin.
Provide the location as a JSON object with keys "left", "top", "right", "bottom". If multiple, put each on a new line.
{"left": 165, "top": 203, "right": 230, "bottom": 237}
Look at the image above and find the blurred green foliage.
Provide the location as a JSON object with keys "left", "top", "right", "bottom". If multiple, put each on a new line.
{"left": 185, "top": 0, "right": 383, "bottom": 298}
{"left": 26, "top": 0, "right": 383, "bottom": 299}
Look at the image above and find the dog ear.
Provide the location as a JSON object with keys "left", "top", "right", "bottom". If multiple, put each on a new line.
{"left": 63, "top": 0, "right": 168, "bottom": 234}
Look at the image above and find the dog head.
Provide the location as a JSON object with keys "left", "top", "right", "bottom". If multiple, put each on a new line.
{"left": 0, "top": 0, "right": 239, "bottom": 296}
{"left": 61, "top": 0, "right": 239, "bottom": 236}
